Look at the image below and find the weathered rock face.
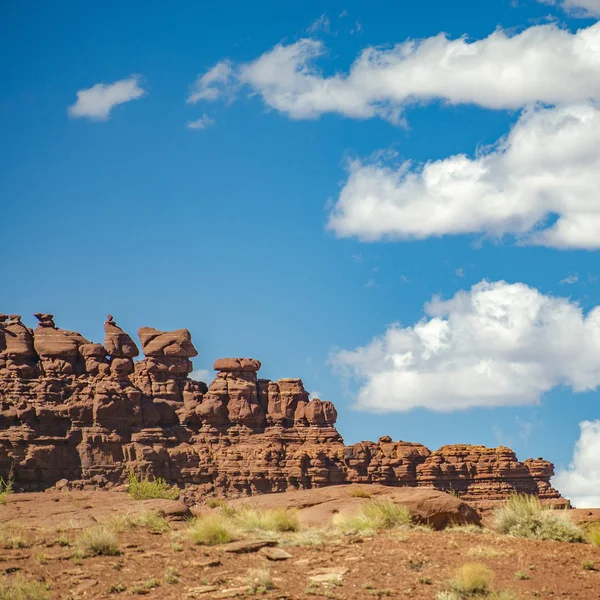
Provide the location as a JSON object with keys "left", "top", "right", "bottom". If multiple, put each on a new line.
{"left": 0, "top": 313, "right": 565, "bottom": 506}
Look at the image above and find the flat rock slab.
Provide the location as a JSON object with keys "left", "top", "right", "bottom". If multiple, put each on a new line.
{"left": 222, "top": 539, "right": 277, "bottom": 554}
{"left": 259, "top": 546, "right": 292, "bottom": 560}
{"left": 0, "top": 491, "right": 191, "bottom": 529}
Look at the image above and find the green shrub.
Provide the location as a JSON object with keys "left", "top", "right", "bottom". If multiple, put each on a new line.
{"left": 583, "top": 560, "right": 595, "bottom": 571}
{"left": 188, "top": 514, "right": 237, "bottom": 546}
{"left": 587, "top": 526, "right": 600, "bottom": 546}
{"left": 492, "top": 494, "right": 585, "bottom": 542}
{"left": 334, "top": 499, "right": 412, "bottom": 534}
{"left": 0, "top": 577, "right": 50, "bottom": 600}
{"left": 127, "top": 471, "right": 180, "bottom": 501}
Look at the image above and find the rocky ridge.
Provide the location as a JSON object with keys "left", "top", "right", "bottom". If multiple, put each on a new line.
{"left": 0, "top": 313, "right": 564, "bottom": 506}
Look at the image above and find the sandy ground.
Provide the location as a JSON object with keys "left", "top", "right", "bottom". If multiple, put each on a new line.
{"left": 1, "top": 489, "right": 599, "bottom": 599}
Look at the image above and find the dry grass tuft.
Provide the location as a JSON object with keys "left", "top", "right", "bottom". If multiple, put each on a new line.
{"left": 76, "top": 525, "right": 121, "bottom": 557}
{"left": 492, "top": 494, "right": 585, "bottom": 543}
{"left": 235, "top": 507, "right": 300, "bottom": 533}
{"left": 0, "top": 576, "right": 50, "bottom": 600}
{"left": 110, "top": 511, "right": 170, "bottom": 534}
{"left": 187, "top": 514, "right": 237, "bottom": 546}
{"left": 450, "top": 563, "right": 492, "bottom": 595}
{"left": 445, "top": 524, "right": 486, "bottom": 535}
{"left": 0, "top": 475, "right": 13, "bottom": 506}
{"left": 349, "top": 487, "right": 373, "bottom": 499}
{"left": 334, "top": 499, "right": 411, "bottom": 535}
{"left": 126, "top": 471, "right": 180, "bottom": 501}
{"left": 246, "top": 567, "right": 274, "bottom": 594}
{"left": 467, "top": 545, "right": 506, "bottom": 558}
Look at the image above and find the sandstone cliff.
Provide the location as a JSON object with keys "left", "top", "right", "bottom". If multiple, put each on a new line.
{"left": 0, "top": 313, "right": 564, "bottom": 505}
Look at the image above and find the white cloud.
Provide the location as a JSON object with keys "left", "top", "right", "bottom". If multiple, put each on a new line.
{"left": 187, "top": 22, "right": 600, "bottom": 120}
{"left": 553, "top": 421, "right": 600, "bottom": 507}
{"left": 307, "top": 13, "right": 330, "bottom": 34}
{"left": 560, "top": 274, "right": 579, "bottom": 284}
{"left": 541, "top": 0, "right": 600, "bottom": 17}
{"left": 187, "top": 61, "right": 237, "bottom": 103}
{"left": 327, "top": 103, "right": 600, "bottom": 250}
{"left": 68, "top": 76, "right": 145, "bottom": 120}
{"left": 332, "top": 280, "right": 600, "bottom": 412}
{"left": 187, "top": 115, "right": 215, "bottom": 130}
{"left": 190, "top": 368, "right": 212, "bottom": 382}
{"left": 309, "top": 390, "right": 322, "bottom": 400}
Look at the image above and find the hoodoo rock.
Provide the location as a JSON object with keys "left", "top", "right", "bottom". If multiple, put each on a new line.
{"left": 0, "top": 313, "right": 566, "bottom": 507}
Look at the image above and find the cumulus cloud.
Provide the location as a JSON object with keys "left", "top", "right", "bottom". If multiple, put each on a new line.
{"left": 327, "top": 103, "right": 600, "bottom": 250}
{"left": 68, "top": 76, "right": 145, "bottom": 120}
{"left": 332, "top": 280, "right": 600, "bottom": 412}
{"left": 553, "top": 421, "right": 600, "bottom": 507}
{"left": 186, "top": 115, "right": 215, "bottom": 130}
{"left": 187, "top": 22, "right": 600, "bottom": 120}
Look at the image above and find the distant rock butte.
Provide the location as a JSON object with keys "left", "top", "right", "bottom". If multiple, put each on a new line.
{"left": 0, "top": 313, "right": 564, "bottom": 507}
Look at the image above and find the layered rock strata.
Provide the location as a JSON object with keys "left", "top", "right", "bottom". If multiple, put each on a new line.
{"left": 0, "top": 313, "right": 564, "bottom": 505}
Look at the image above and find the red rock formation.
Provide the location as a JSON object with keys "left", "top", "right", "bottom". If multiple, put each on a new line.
{"left": 0, "top": 313, "right": 565, "bottom": 506}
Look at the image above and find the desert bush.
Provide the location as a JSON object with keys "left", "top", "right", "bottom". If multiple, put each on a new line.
{"left": 144, "top": 578, "right": 161, "bottom": 590}
{"left": 187, "top": 514, "right": 237, "bottom": 546}
{"left": 349, "top": 487, "right": 372, "bottom": 499}
{"left": 108, "top": 583, "right": 126, "bottom": 594}
{"left": 246, "top": 567, "right": 274, "bottom": 593}
{"left": 583, "top": 560, "right": 595, "bottom": 571}
{"left": 492, "top": 494, "right": 585, "bottom": 543}
{"left": 235, "top": 507, "right": 299, "bottom": 533}
{"left": 0, "top": 577, "right": 50, "bottom": 600}
{"left": 515, "top": 570, "right": 530, "bottom": 580}
{"left": 334, "top": 499, "right": 411, "bottom": 534}
{"left": 450, "top": 563, "right": 492, "bottom": 595}
{"left": 126, "top": 471, "right": 179, "bottom": 501}
{"left": 0, "top": 524, "right": 29, "bottom": 550}
{"left": 76, "top": 525, "right": 120, "bottom": 557}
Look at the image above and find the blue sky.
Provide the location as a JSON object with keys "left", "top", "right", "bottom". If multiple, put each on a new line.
{"left": 3, "top": 0, "right": 600, "bottom": 505}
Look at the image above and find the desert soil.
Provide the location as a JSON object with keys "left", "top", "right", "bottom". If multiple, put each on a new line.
{"left": 1, "top": 490, "right": 599, "bottom": 599}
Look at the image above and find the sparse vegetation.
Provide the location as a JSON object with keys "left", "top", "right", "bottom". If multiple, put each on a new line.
{"left": 165, "top": 567, "right": 180, "bottom": 584}
{"left": 0, "top": 525, "right": 29, "bottom": 550}
{"left": 235, "top": 507, "right": 300, "bottom": 533}
{"left": 246, "top": 567, "right": 274, "bottom": 594}
{"left": 76, "top": 525, "right": 120, "bottom": 557}
{"left": 143, "top": 578, "right": 161, "bottom": 590}
{"left": 0, "top": 577, "right": 50, "bottom": 600}
{"left": 334, "top": 499, "right": 412, "bottom": 534}
{"left": 206, "top": 498, "right": 228, "bottom": 508}
{"left": 445, "top": 524, "right": 486, "bottom": 535}
{"left": 583, "top": 560, "right": 595, "bottom": 571}
{"left": 108, "top": 583, "right": 127, "bottom": 594}
{"left": 450, "top": 563, "right": 492, "bottom": 595}
{"left": 187, "top": 513, "right": 237, "bottom": 545}
{"left": 110, "top": 511, "right": 170, "bottom": 534}
{"left": 587, "top": 526, "right": 600, "bottom": 546}
{"left": 349, "top": 487, "right": 373, "bottom": 498}
{"left": 0, "top": 474, "right": 13, "bottom": 505}
{"left": 467, "top": 545, "right": 506, "bottom": 558}
{"left": 492, "top": 494, "right": 585, "bottom": 543}
{"left": 515, "top": 570, "right": 530, "bottom": 580}
{"left": 171, "top": 541, "right": 184, "bottom": 552}
{"left": 126, "top": 470, "right": 180, "bottom": 501}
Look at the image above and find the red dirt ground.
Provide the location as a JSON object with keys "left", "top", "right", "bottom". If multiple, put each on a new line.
{"left": 1, "top": 490, "right": 599, "bottom": 599}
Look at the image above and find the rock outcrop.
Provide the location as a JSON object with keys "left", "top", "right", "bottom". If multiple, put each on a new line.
{"left": 0, "top": 313, "right": 565, "bottom": 506}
